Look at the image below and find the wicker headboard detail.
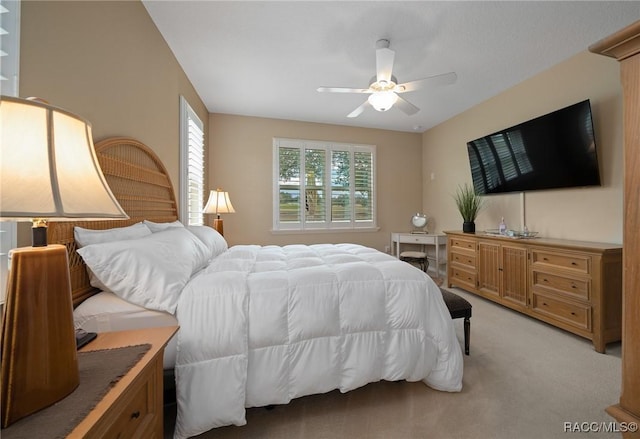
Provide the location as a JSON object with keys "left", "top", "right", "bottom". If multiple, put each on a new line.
{"left": 48, "top": 137, "right": 179, "bottom": 306}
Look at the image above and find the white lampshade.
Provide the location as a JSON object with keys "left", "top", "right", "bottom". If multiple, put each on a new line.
{"left": 0, "top": 96, "right": 128, "bottom": 221}
{"left": 203, "top": 189, "right": 235, "bottom": 215}
{"left": 368, "top": 91, "right": 398, "bottom": 112}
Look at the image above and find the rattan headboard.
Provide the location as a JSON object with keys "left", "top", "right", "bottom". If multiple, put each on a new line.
{"left": 48, "top": 137, "right": 179, "bottom": 306}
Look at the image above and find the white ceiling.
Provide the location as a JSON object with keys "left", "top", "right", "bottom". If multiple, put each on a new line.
{"left": 142, "top": 1, "right": 640, "bottom": 133}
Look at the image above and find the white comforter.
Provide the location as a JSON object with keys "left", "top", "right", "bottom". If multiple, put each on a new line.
{"left": 173, "top": 244, "right": 463, "bottom": 438}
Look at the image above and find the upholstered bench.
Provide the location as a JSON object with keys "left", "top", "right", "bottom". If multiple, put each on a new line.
{"left": 440, "top": 288, "right": 472, "bottom": 355}
{"left": 400, "top": 250, "right": 429, "bottom": 272}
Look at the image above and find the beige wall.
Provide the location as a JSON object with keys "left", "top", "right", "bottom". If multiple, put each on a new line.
{"left": 209, "top": 114, "right": 423, "bottom": 251}
{"left": 16, "top": 1, "right": 623, "bottom": 248}
{"left": 18, "top": 1, "right": 208, "bottom": 245}
{"left": 422, "top": 51, "right": 623, "bottom": 244}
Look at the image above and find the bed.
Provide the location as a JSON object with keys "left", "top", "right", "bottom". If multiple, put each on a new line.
{"left": 50, "top": 137, "right": 463, "bottom": 439}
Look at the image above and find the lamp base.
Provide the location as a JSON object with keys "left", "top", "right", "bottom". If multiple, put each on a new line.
{"left": 31, "top": 226, "right": 47, "bottom": 247}
{"left": 213, "top": 218, "right": 224, "bottom": 236}
{"left": 1, "top": 245, "right": 79, "bottom": 427}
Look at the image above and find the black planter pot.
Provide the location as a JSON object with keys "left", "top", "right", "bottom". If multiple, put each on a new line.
{"left": 462, "top": 221, "right": 476, "bottom": 233}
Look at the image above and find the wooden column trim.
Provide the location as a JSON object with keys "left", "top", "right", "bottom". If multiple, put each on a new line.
{"left": 590, "top": 19, "right": 640, "bottom": 437}
{"left": 589, "top": 21, "right": 640, "bottom": 60}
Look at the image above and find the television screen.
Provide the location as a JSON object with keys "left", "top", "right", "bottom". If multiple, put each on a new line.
{"left": 466, "top": 100, "right": 601, "bottom": 195}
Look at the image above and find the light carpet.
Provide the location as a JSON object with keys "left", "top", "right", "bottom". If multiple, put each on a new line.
{"left": 165, "top": 287, "right": 621, "bottom": 439}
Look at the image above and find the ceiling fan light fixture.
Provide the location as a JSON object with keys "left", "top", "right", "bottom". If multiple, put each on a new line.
{"left": 368, "top": 91, "right": 398, "bottom": 112}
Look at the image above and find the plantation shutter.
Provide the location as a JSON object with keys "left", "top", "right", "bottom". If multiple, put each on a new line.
{"left": 0, "top": 0, "right": 19, "bottom": 304}
{"left": 273, "top": 138, "right": 376, "bottom": 231}
{"left": 180, "top": 97, "right": 205, "bottom": 226}
{"left": 0, "top": 0, "right": 19, "bottom": 95}
{"left": 354, "top": 150, "right": 373, "bottom": 222}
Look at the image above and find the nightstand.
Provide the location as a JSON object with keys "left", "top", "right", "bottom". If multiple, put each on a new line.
{"left": 70, "top": 326, "right": 178, "bottom": 438}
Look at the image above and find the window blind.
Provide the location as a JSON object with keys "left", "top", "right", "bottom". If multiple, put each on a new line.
{"left": 273, "top": 138, "right": 376, "bottom": 231}
{"left": 179, "top": 97, "right": 205, "bottom": 226}
{"left": 0, "top": 0, "right": 19, "bottom": 95}
{"left": 0, "top": 0, "right": 19, "bottom": 304}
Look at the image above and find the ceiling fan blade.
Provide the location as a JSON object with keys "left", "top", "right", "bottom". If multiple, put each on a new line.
{"left": 376, "top": 47, "right": 395, "bottom": 84}
{"left": 347, "top": 101, "right": 369, "bottom": 118}
{"left": 317, "top": 86, "right": 371, "bottom": 94}
{"left": 395, "top": 95, "right": 420, "bottom": 116}
{"left": 396, "top": 72, "right": 457, "bottom": 93}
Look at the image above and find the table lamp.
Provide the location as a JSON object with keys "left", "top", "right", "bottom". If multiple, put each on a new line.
{"left": 203, "top": 188, "right": 235, "bottom": 236}
{"left": 0, "top": 96, "right": 128, "bottom": 427}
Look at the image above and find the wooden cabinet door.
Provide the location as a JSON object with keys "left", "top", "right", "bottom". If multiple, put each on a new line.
{"left": 478, "top": 241, "right": 527, "bottom": 308}
{"left": 478, "top": 241, "right": 500, "bottom": 299}
{"left": 500, "top": 244, "right": 528, "bottom": 309}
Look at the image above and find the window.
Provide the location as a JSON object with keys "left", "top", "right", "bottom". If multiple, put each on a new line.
{"left": 273, "top": 138, "right": 376, "bottom": 231}
{"left": 0, "top": 0, "right": 20, "bottom": 304}
{"left": 0, "top": 0, "right": 19, "bottom": 96}
{"left": 179, "top": 96, "right": 205, "bottom": 226}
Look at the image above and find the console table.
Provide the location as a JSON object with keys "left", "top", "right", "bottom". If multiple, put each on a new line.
{"left": 391, "top": 232, "right": 447, "bottom": 278}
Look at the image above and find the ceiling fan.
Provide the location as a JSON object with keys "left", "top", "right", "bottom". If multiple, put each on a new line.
{"left": 317, "top": 39, "right": 457, "bottom": 118}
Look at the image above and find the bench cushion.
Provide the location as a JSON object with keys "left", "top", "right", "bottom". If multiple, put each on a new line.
{"left": 440, "top": 288, "right": 472, "bottom": 319}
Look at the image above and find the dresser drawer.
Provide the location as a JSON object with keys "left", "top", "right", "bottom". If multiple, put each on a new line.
{"left": 531, "top": 293, "right": 591, "bottom": 331}
{"left": 91, "top": 358, "right": 160, "bottom": 438}
{"left": 450, "top": 266, "right": 477, "bottom": 289}
{"left": 450, "top": 237, "right": 476, "bottom": 251}
{"left": 450, "top": 251, "right": 476, "bottom": 268}
{"left": 530, "top": 250, "right": 590, "bottom": 274}
{"left": 531, "top": 271, "right": 590, "bottom": 301}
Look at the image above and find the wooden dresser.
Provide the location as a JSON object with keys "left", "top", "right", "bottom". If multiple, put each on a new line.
{"left": 70, "top": 326, "right": 178, "bottom": 438}
{"left": 590, "top": 19, "right": 640, "bottom": 436}
{"left": 445, "top": 231, "right": 622, "bottom": 353}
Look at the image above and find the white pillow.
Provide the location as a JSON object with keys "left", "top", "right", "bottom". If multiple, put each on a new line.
{"left": 143, "top": 219, "right": 184, "bottom": 233}
{"left": 77, "top": 227, "right": 210, "bottom": 313}
{"left": 186, "top": 225, "right": 228, "bottom": 259}
{"left": 75, "top": 223, "right": 153, "bottom": 292}
{"left": 74, "top": 222, "right": 151, "bottom": 247}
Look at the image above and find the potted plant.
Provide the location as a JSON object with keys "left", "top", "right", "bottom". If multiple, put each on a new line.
{"left": 453, "top": 183, "right": 485, "bottom": 233}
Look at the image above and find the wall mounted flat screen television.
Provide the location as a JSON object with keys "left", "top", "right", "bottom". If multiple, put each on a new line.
{"left": 466, "top": 99, "right": 601, "bottom": 195}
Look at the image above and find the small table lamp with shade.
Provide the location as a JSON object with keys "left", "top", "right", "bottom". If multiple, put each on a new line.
{"left": 0, "top": 96, "right": 128, "bottom": 427}
{"left": 203, "top": 188, "right": 235, "bottom": 236}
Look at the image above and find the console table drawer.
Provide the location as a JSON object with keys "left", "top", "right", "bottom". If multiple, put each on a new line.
{"left": 530, "top": 250, "right": 590, "bottom": 274}
{"left": 531, "top": 293, "right": 591, "bottom": 331}
{"left": 531, "top": 271, "right": 590, "bottom": 301}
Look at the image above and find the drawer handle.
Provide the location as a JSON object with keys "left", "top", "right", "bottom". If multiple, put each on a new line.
{"left": 570, "top": 312, "right": 576, "bottom": 316}
{"left": 543, "top": 257, "right": 549, "bottom": 261}
{"left": 131, "top": 411, "right": 140, "bottom": 419}
{"left": 571, "top": 284, "right": 577, "bottom": 289}
{"left": 543, "top": 278, "right": 548, "bottom": 282}
{"left": 542, "top": 302, "right": 548, "bottom": 306}
{"left": 571, "top": 262, "right": 577, "bottom": 266}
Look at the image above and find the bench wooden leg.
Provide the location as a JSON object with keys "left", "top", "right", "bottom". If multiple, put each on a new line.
{"left": 464, "top": 316, "right": 470, "bottom": 355}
